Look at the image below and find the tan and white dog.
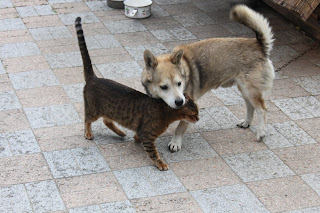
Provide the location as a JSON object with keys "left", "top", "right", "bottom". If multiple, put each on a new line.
{"left": 142, "top": 5, "right": 275, "bottom": 152}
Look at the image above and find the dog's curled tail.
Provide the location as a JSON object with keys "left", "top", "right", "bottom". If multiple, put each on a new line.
{"left": 75, "top": 17, "right": 96, "bottom": 82}
{"left": 230, "top": 4, "right": 274, "bottom": 56}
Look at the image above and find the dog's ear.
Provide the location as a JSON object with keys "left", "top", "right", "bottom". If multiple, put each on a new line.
{"left": 144, "top": 50, "right": 158, "bottom": 69}
{"left": 170, "top": 49, "right": 184, "bottom": 64}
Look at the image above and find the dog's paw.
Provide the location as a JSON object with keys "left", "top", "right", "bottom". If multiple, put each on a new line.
{"left": 256, "top": 130, "right": 266, "bottom": 141}
{"left": 237, "top": 120, "right": 250, "bottom": 128}
{"left": 168, "top": 141, "right": 181, "bottom": 152}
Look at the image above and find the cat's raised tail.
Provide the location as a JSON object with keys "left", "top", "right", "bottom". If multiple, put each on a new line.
{"left": 75, "top": 17, "right": 96, "bottom": 82}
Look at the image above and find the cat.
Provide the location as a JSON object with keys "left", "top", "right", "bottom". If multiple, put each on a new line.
{"left": 75, "top": 17, "right": 199, "bottom": 170}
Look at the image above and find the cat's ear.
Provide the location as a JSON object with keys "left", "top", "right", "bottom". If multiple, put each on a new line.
{"left": 170, "top": 49, "right": 184, "bottom": 64}
{"left": 144, "top": 50, "right": 158, "bottom": 69}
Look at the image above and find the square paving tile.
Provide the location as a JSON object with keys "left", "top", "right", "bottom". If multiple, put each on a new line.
{"left": 96, "top": 61, "right": 142, "bottom": 80}
{"left": 2, "top": 55, "right": 50, "bottom": 73}
{"left": 296, "top": 118, "right": 320, "bottom": 142}
{"left": 16, "top": 86, "right": 70, "bottom": 107}
{"left": 56, "top": 172, "right": 126, "bottom": 209}
{"left": 131, "top": 192, "right": 202, "bottom": 213}
{"left": 0, "top": 61, "right": 5, "bottom": 74}
{"left": 3, "top": 130, "right": 40, "bottom": 156}
{"left": 223, "top": 150, "right": 294, "bottom": 182}
{"left": 44, "top": 146, "right": 109, "bottom": 178}
{"left": 293, "top": 96, "right": 320, "bottom": 117}
{"left": 16, "top": 6, "right": 38, "bottom": 17}
{"left": 0, "top": 184, "right": 32, "bottom": 212}
{"left": 171, "top": 157, "right": 240, "bottom": 190}
{"left": 302, "top": 172, "right": 320, "bottom": 197}
{"left": 205, "top": 106, "right": 239, "bottom": 129}
{"left": 114, "top": 31, "right": 158, "bottom": 47}
{"left": 173, "top": 12, "right": 215, "bottom": 27}
{"left": 69, "top": 205, "right": 101, "bottom": 213}
{"left": 194, "top": 109, "right": 221, "bottom": 132}
{"left": 211, "top": 87, "right": 244, "bottom": 105}
{"left": 0, "top": 109, "right": 30, "bottom": 133}
{"left": 34, "top": 5, "right": 55, "bottom": 16}
{"left": 63, "top": 83, "right": 84, "bottom": 103}
{"left": 53, "top": 67, "right": 85, "bottom": 84}
{"left": 274, "top": 144, "right": 320, "bottom": 175}
{"left": 9, "top": 70, "right": 59, "bottom": 90}
{"left": 272, "top": 121, "right": 317, "bottom": 146}
{"left": 114, "top": 166, "right": 186, "bottom": 199}
{"left": 201, "top": 128, "right": 268, "bottom": 156}
{"left": 125, "top": 43, "right": 168, "bottom": 61}
{"left": 86, "top": 34, "right": 122, "bottom": 49}
{"left": 156, "top": 133, "right": 217, "bottom": 163}
{"left": 100, "top": 200, "right": 136, "bottom": 213}
{"left": 0, "top": 153, "right": 52, "bottom": 186}
{"left": 33, "top": 123, "right": 92, "bottom": 152}
{"left": 24, "top": 103, "right": 81, "bottom": 128}
{"left": 0, "top": 91, "right": 21, "bottom": 111}
{"left": 284, "top": 207, "right": 320, "bottom": 213}
{"left": 0, "top": 0, "right": 13, "bottom": 8}
{"left": 25, "top": 180, "right": 65, "bottom": 212}
{"left": 191, "top": 184, "right": 269, "bottom": 213}
{"left": 29, "top": 26, "right": 72, "bottom": 41}
{"left": 0, "top": 75, "right": 13, "bottom": 93}
{"left": 294, "top": 76, "right": 320, "bottom": 95}
{"left": 104, "top": 20, "right": 147, "bottom": 34}
{"left": 247, "top": 176, "right": 320, "bottom": 212}
{"left": 0, "top": 18, "right": 26, "bottom": 31}
{"left": 45, "top": 52, "right": 82, "bottom": 69}
{"left": 85, "top": 1, "right": 109, "bottom": 11}
{"left": 272, "top": 98, "right": 314, "bottom": 120}
{"left": 99, "top": 141, "right": 153, "bottom": 171}
{"left": 256, "top": 124, "right": 293, "bottom": 149}
{"left": 280, "top": 59, "right": 320, "bottom": 78}
{"left": 58, "top": 12, "right": 99, "bottom": 25}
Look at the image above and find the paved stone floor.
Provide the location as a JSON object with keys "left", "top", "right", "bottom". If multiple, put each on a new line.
{"left": 1, "top": 0, "right": 320, "bottom": 212}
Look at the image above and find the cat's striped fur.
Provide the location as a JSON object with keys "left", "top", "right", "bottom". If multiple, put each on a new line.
{"left": 75, "top": 17, "right": 199, "bottom": 170}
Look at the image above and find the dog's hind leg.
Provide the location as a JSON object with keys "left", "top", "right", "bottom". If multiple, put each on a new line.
{"left": 168, "top": 120, "right": 189, "bottom": 152}
{"left": 237, "top": 98, "right": 254, "bottom": 128}
{"left": 103, "top": 117, "right": 126, "bottom": 137}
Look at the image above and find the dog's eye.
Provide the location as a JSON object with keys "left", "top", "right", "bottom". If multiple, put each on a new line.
{"left": 160, "top": 85, "right": 168, "bottom": 90}
{"left": 177, "top": 82, "right": 181, "bottom": 86}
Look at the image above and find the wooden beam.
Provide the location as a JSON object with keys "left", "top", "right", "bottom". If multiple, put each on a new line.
{"left": 263, "top": 0, "right": 320, "bottom": 41}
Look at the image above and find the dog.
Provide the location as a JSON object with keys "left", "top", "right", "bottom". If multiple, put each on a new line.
{"left": 75, "top": 17, "right": 199, "bottom": 170}
{"left": 142, "top": 4, "right": 275, "bottom": 152}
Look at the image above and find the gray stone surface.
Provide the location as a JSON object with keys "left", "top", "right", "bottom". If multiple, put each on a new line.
{"left": 211, "top": 87, "right": 244, "bottom": 105}
{"left": 63, "top": 83, "right": 84, "bottom": 103}
{"left": 293, "top": 96, "right": 320, "bottom": 117}
{"left": 5, "top": 130, "right": 40, "bottom": 155}
{"left": 191, "top": 184, "right": 269, "bottom": 213}
{"left": 0, "top": 0, "right": 13, "bottom": 8}
{"left": 272, "top": 121, "right": 317, "bottom": 146}
{"left": 157, "top": 133, "right": 217, "bottom": 163}
{"left": 59, "top": 12, "right": 100, "bottom": 25}
{"left": 30, "top": 26, "right": 72, "bottom": 41}
{"left": 173, "top": 12, "right": 215, "bottom": 27}
{"left": 45, "top": 52, "right": 82, "bottom": 69}
{"left": 100, "top": 200, "right": 136, "bottom": 213}
{"left": 206, "top": 106, "right": 239, "bottom": 129}
{"left": 69, "top": 205, "right": 102, "bottom": 213}
{"left": 0, "top": 184, "right": 32, "bottom": 213}
{"left": 0, "top": 61, "right": 5, "bottom": 74}
{"left": 0, "top": 18, "right": 26, "bottom": 31}
{"left": 195, "top": 109, "right": 221, "bottom": 132}
{"left": 294, "top": 76, "right": 320, "bottom": 95}
{"left": 104, "top": 20, "right": 147, "bottom": 34}
{"left": 0, "top": 91, "right": 21, "bottom": 111}
{"left": 25, "top": 180, "right": 65, "bottom": 212}
{"left": 24, "top": 104, "right": 81, "bottom": 128}
{"left": 302, "top": 173, "right": 320, "bottom": 196}
{"left": 16, "top": 6, "right": 38, "bottom": 17}
{"left": 114, "top": 166, "right": 186, "bottom": 199}
{"left": 223, "top": 150, "right": 294, "bottom": 182}
{"left": 71, "top": 146, "right": 110, "bottom": 174}
{"left": 125, "top": 43, "right": 168, "bottom": 61}
{"left": 34, "top": 5, "right": 55, "bottom": 16}
{"left": 272, "top": 98, "right": 314, "bottom": 120}
{"left": 85, "top": 1, "right": 109, "bottom": 11}
{"left": 97, "top": 61, "right": 142, "bottom": 80}
{"left": 9, "top": 70, "right": 59, "bottom": 90}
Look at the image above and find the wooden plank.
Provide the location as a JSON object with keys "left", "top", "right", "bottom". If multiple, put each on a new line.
{"left": 264, "top": 0, "right": 320, "bottom": 40}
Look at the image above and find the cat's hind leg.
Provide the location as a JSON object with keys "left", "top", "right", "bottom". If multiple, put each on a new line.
{"left": 103, "top": 117, "right": 126, "bottom": 137}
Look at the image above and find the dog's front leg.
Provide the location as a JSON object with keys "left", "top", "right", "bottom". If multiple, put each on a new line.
{"left": 168, "top": 120, "right": 189, "bottom": 152}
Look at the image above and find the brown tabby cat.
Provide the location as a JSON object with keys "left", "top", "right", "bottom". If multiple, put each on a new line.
{"left": 75, "top": 17, "right": 199, "bottom": 171}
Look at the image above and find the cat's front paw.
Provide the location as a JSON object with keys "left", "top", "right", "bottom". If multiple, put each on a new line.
{"left": 155, "top": 160, "right": 168, "bottom": 171}
{"left": 85, "top": 132, "right": 94, "bottom": 140}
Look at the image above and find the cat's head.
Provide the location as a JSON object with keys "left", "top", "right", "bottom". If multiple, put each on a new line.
{"left": 180, "top": 93, "right": 199, "bottom": 123}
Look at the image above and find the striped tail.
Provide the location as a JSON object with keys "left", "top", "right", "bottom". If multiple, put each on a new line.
{"left": 75, "top": 17, "right": 96, "bottom": 82}
{"left": 230, "top": 4, "right": 274, "bottom": 57}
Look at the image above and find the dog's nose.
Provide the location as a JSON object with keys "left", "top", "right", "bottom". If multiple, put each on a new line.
{"left": 175, "top": 99, "right": 183, "bottom": 107}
